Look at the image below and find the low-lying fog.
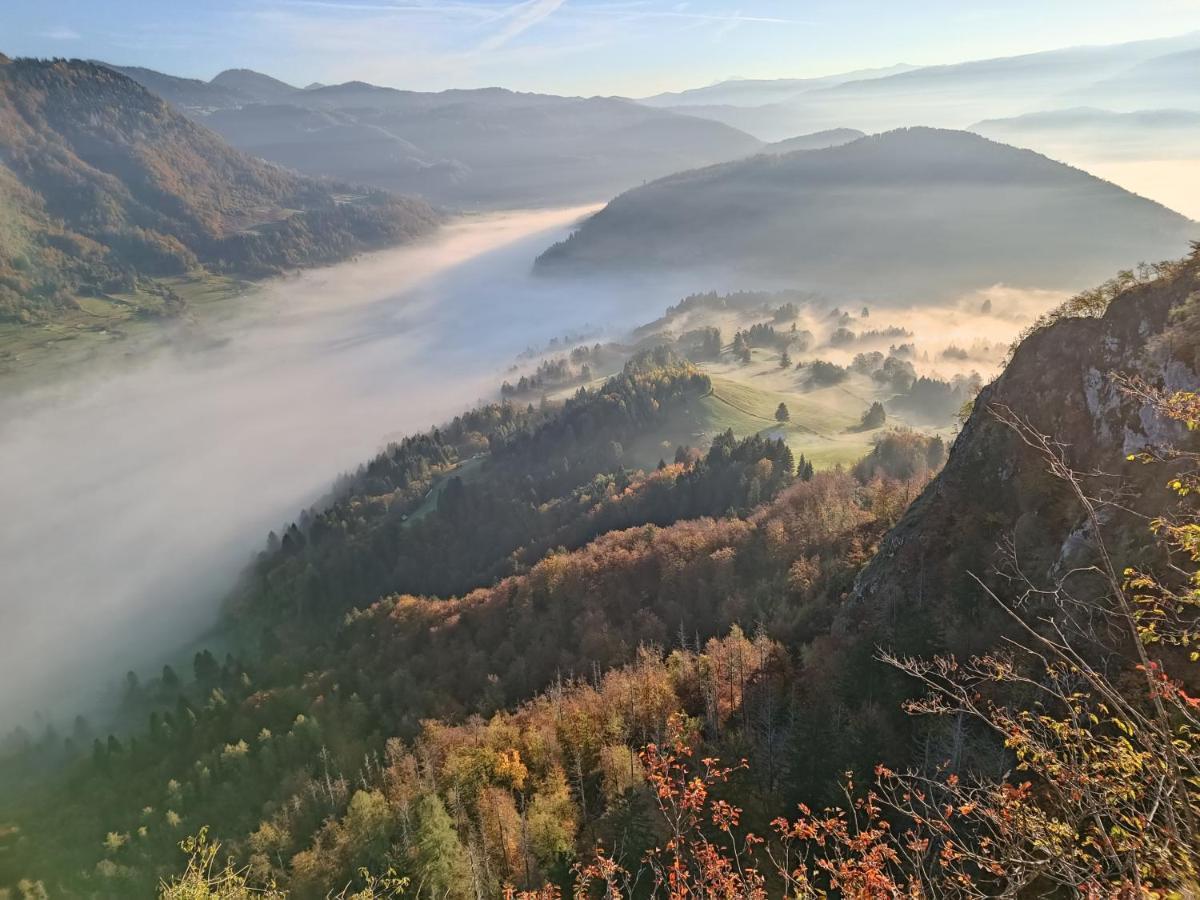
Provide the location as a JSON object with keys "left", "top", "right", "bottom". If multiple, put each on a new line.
{"left": 0, "top": 206, "right": 1080, "bottom": 731}
{"left": 0, "top": 206, "right": 709, "bottom": 727}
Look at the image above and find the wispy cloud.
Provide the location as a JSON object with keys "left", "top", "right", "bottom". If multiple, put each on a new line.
{"left": 39, "top": 27, "right": 81, "bottom": 40}
{"left": 97, "top": 0, "right": 812, "bottom": 94}
{"left": 562, "top": 1, "right": 808, "bottom": 27}
{"left": 267, "top": 0, "right": 503, "bottom": 20}
{"left": 478, "top": 0, "right": 567, "bottom": 51}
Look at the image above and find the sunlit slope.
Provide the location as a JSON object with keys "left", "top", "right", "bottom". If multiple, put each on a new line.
{"left": 625, "top": 367, "right": 889, "bottom": 470}
{"left": 0, "top": 56, "right": 439, "bottom": 326}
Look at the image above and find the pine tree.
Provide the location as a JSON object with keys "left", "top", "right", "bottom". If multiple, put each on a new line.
{"left": 860, "top": 401, "right": 886, "bottom": 429}
{"left": 796, "top": 454, "right": 815, "bottom": 481}
{"left": 775, "top": 402, "right": 790, "bottom": 423}
{"left": 193, "top": 650, "right": 219, "bottom": 687}
{"left": 411, "top": 793, "right": 472, "bottom": 899}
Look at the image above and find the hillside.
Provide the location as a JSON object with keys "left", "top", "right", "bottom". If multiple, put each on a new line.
{"left": 201, "top": 103, "right": 466, "bottom": 195}
{"left": 0, "top": 57, "right": 439, "bottom": 324}
{"left": 106, "top": 63, "right": 765, "bottom": 209}
{"left": 535, "top": 128, "right": 1198, "bottom": 298}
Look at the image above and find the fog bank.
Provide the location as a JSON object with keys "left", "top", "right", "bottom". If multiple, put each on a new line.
{"left": 0, "top": 207, "right": 691, "bottom": 726}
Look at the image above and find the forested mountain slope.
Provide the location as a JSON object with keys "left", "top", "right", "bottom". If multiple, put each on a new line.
{"left": 535, "top": 128, "right": 1197, "bottom": 299}
{"left": 0, "top": 351, "right": 921, "bottom": 895}
{"left": 1, "top": 252, "right": 1198, "bottom": 896}
{"left": 0, "top": 57, "right": 439, "bottom": 324}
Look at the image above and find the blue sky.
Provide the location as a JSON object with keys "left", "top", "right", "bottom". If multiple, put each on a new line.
{"left": 4, "top": 0, "right": 1200, "bottom": 96}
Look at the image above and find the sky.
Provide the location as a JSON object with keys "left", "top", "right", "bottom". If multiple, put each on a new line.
{"left": 3, "top": 0, "right": 1200, "bottom": 96}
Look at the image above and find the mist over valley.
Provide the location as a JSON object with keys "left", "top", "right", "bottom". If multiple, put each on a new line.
{"left": 0, "top": 207, "right": 658, "bottom": 723}
{"left": 2, "top": 9, "right": 1200, "bottom": 896}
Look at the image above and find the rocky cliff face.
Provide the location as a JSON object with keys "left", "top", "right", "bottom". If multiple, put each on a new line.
{"left": 850, "top": 250, "right": 1200, "bottom": 656}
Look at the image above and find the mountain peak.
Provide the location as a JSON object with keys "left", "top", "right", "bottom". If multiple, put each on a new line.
{"left": 209, "top": 67, "right": 298, "bottom": 101}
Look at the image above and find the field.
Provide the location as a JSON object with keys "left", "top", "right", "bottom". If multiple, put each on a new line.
{"left": 626, "top": 353, "right": 891, "bottom": 471}
{"left": 542, "top": 339, "right": 958, "bottom": 474}
{"left": 0, "top": 274, "right": 247, "bottom": 388}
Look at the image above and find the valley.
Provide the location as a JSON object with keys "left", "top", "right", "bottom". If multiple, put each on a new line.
{"left": 2, "top": 12, "right": 1200, "bottom": 897}
{"left": 0, "top": 201, "right": 1053, "bottom": 729}
{"left": 0, "top": 206, "right": 614, "bottom": 725}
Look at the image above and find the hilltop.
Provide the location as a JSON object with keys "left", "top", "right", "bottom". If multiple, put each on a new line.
{"left": 535, "top": 128, "right": 1197, "bottom": 298}
{"left": 208, "top": 68, "right": 298, "bottom": 103}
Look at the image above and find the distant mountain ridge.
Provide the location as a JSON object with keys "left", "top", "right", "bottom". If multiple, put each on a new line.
{"left": 761, "top": 128, "right": 865, "bottom": 154}
{"left": 971, "top": 107, "right": 1200, "bottom": 160}
{"left": 638, "top": 63, "right": 919, "bottom": 108}
{"left": 535, "top": 128, "right": 1198, "bottom": 298}
{"left": 97, "top": 62, "right": 252, "bottom": 110}
{"left": 99, "top": 62, "right": 765, "bottom": 209}
{"left": 645, "top": 31, "right": 1200, "bottom": 140}
{"left": 1066, "top": 47, "right": 1200, "bottom": 110}
{"left": 0, "top": 56, "right": 439, "bottom": 324}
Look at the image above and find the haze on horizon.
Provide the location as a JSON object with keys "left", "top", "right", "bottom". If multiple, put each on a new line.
{"left": 4, "top": 0, "right": 1200, "bottom": 97}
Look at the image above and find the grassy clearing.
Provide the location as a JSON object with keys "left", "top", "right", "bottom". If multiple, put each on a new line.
{"left": 625, "top": 369, "right": 885, "bottom": 472}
